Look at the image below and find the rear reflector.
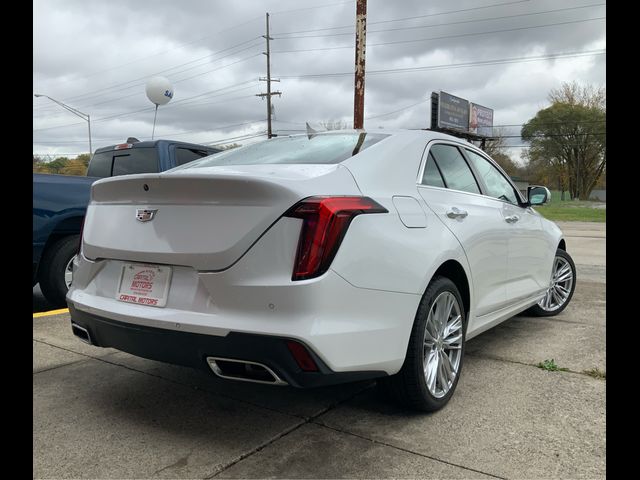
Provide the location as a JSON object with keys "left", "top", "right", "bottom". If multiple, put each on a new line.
{"left": 286, "top": 340, "right": 319, "bottom": 372}
{"left": 284, "top": 196, "right": 387, "bottom": 281}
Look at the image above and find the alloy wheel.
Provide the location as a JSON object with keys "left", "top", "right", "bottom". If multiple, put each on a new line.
{"left": 423, "top": 291, "right": 463, "bottom": 398}
{"left": 538, "top": 254, "right": 574, "bottom": 312}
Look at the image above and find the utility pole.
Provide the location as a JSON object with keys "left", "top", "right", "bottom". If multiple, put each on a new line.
{"left": 257, "top": 12, "right": 281, "bottom": 138}
{"left": 353, "top": 0, "right": 367, "bottom": 129}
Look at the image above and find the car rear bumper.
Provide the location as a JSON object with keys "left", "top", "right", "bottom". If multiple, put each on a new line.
{"left": 67, "top": 304, "right": 385, "bottom": 388}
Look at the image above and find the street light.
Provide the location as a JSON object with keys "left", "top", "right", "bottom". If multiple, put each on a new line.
{"left": 34, "top": 94, "right": 92, "bottom": 155}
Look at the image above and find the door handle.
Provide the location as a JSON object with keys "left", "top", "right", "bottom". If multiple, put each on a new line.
{"left": 505, "top": 215, "right": 520, "bottom": 223}
{"left": 446, "top": 207, "right": 468, "bottom": 219}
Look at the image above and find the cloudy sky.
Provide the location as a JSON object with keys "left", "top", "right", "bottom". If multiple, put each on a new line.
{"left": 33, "top": 0, "right": 606, "bottom": 161}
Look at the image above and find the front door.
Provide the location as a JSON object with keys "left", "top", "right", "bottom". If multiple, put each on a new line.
{"left": 463, "top": 148, "right": 547, "bottom": 304}
{"left": 417, "top": 143, "right": 510, "bottom": 320}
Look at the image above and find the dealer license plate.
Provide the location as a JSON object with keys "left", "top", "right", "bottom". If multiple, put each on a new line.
{"left": 116, "top": 263, "right": 172, "bottom": 307}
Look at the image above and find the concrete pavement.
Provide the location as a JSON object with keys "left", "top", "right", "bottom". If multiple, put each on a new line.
{"left": 33, "top": 221, "right": 605, "bottom": 479}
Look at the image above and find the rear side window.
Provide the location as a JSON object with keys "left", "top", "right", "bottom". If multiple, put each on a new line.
{"left": 421, "top": 152, "right": 446, "bottom": 188}
{"left": 88, "top": 148, "right": 159, "bottom": 177}
{"left": 174, "top": 133, "right": 389, "bottom": 169}
{"left": 175, "top": 147, "right": 211, "bottom": 166}
{"left": 429, "top": 144, "right": 480, "bottom": 194}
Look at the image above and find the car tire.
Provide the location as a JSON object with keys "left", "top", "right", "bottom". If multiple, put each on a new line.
{"left": 39, "top": 235, "right": 79, "bottom": 307}
{"left": 526, "top": 248, "right": 576, "bottom": 317}
{"left": 378, "top": 275, "right": 467, "bottom": 412}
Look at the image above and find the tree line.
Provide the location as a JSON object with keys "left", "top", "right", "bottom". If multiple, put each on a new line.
{"left": 33, "top": 153, "right": 91, "bottom": 176}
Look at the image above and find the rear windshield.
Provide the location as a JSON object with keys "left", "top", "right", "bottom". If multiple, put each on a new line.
{"left": 87, "top": 148, "right": 159, "bottom": 177}
{"left": 175, "top": 133, "right": 389, "bottom": 169}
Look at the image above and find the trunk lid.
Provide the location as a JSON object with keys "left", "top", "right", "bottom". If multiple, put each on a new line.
{"left": 82, "top": 164, "right": 360, "bottom": 270}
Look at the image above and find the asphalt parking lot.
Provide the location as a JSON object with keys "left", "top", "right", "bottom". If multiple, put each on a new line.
{"left": 33, "top": 221, "right": 605, "bottom": 479}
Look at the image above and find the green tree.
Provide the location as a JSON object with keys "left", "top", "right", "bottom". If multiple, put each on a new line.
{"left": 44, "top": 157, "right": 71, "bottom": 174}
{"left": 76, "top": 153, "right": 91, "bottom": 168}
{"left": 61, "top": 158, "right": 88, "bottom": 175}
{"left": 521, "top": 83, "right": 606, "bottom": 200}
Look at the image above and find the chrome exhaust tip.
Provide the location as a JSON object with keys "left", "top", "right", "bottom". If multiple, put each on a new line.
{"left": 71, "top": 322, "right": 92, "bottom": 345}
{"left": 206, "top": 357, "right": 287, "bottom": 386}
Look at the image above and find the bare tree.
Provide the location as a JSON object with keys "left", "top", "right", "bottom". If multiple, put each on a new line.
{"left": 548, "top": 81, "right": 606, "bottom": 110}
{"left": 480, "top": 127, "right": 521, "bottom": 176}
{"left": 319, "top": 120, "right": 349, "bottom": 131}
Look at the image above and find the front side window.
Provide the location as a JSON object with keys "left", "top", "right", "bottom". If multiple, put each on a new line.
{"left": 465, "top": 149, "right": 519, "bottom": 205}
{"left": 429, "top": 144, "right": 480, "bottom": 194}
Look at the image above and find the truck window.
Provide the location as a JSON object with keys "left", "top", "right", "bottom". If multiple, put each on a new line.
{"left": 86, "top": 151, "right": 113, "bottom": 177}
{"left": 88, "top": 148, "right": 159, "bottom": 177}
{"left": 175, "top": 147, "right": 211, "bottom": 166}
{"left": 112, "top": 149, "right": 159, "bottom": 176}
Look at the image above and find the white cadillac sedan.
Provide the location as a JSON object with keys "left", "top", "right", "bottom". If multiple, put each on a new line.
{"left": 67, "top": 129, "right": 576, "bottom": 411}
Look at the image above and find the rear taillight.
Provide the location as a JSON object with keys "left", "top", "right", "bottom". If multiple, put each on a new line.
{"left": 284, "top": 196, "right": 387, "bottom": 281}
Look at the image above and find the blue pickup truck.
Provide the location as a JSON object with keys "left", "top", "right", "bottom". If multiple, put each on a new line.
{"left": 33, "top": 139, "right": 221, "bottom": 306}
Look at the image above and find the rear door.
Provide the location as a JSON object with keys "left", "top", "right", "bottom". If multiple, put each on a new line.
{"left": 417, "top": 142, "right": 509, "bottom": 318}
{"left": 463, "top": 148, "right": 548, "bottom": 302}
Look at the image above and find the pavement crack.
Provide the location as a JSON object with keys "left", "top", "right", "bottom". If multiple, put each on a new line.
{"left": 312, "top": 421, "right": 507, "bottom": 480}
{"left": 466, "top": 352, "right": 606, "bottom": 380}
{"left": 33, "top": 358, "right": 90, "bottom": 374}
{"left": 153, "top": 449, "right": 193, "bottom": 475}
{"left": 206, "top": 384, "right": 375, "bottom": 478}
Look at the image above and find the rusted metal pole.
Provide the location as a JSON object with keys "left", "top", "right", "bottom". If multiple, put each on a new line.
{"left": 353, "top": 0, "right": 367, "bottom": 129}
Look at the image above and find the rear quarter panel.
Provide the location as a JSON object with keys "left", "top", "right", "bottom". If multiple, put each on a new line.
{"left": 335, "top": 131, "right": 474, "bottom": 306}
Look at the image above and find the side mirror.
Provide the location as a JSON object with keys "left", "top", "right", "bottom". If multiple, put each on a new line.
{"left": 528, "top": 186, "right": 551, "bottom": 205}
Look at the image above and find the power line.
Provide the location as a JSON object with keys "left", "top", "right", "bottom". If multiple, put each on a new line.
{"left": 366, "top": 99, "right": 429, "bottom": 119}
{"left": 36, "top": 1, "right": 362, "bottom": 107}
{"left": 270, "top": 0, "right": 354, "bottom": 15}
{"left": 33, "top": 79, "right": 260, "bottom": 132}
{"left": 274, "top": 3, "right": 605, "bottom": 39}
{"left": 37, "top": 39, "right": 264, "bottom": 110}
{"left": 273, "top": 17, "right": 606, "bottom": 53}
{"left": 273, "top": 0, "right": 530, "bottom": 35}
{"left": 35, "top": 17, "right": 265, "bottom": 92}
{"left": 34, "top": 122, "right": 267, "bottom": 150}
{"left": 205, "top": 131, "right": 268, "bottom": 146}
{"left": 279, "top": 49, "right": 605, "bottom": 79}
{"left": 34, "top": 97, "right": 261, "bottom": 145}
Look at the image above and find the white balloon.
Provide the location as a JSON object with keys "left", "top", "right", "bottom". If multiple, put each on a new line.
{"left": 145, "top": 76, "right": 174, "bottom": 106}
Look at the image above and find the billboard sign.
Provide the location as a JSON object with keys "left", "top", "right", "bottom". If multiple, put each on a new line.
{"left": 469, "top": 102, "right": 494, "bottom": 137}
{"left": 437, "top": 91, "right": 470, "bottom": 132}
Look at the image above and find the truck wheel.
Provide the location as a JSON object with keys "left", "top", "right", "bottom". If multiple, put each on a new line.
{"left": 39, "top": 235, "right": 79, "bottom": 307}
